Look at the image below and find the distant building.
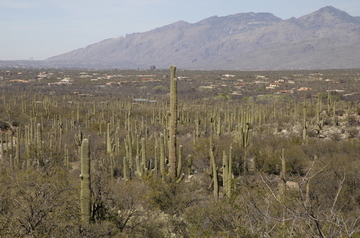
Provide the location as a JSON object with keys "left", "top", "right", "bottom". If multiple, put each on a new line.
{"left": 269, "top": 83, "right": 282, "bottom": 88}
{"left": 222, "top": 74, "right": 235, "bottom": 78}
{"left": 298, "top": 87, "right": 311, "bottom": 91}
{"left": 133, "top": 99, "right": 157, "bottom": 103}
{"left": 275, "top": 90, "right": 294, "bottom": 94}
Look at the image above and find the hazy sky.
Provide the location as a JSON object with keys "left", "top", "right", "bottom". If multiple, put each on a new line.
{"left": 1, "top": 0, "right": 360, "bottom": 60}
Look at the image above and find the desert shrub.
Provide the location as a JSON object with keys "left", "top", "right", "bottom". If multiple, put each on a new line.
{"left": 0, "top": 167, "right": 79, "bottom": 237}
{"left": 347, "top": 115, "right": 360, "bottom": 126}
{"left": 252, "top": 144, "right": 279, "bottom": 174}
{"left": 143, "top": 179, "right": 202, "bottom": 216}
{"left": 152, "top": 85, "right": 168, "bottom": 94}
{"left": 284, "top": 145, "right": 309, "bottom": 176}
{"left": 184, "top": 187, "right": 263, "bottom": 238}
{"left": 329, "top": 131, "right": 342, "bottom": 141}
{"left": 0, "top": 121, "right": 10, "bottom": 131}
{"left": 348, "top": 128, "right": 359, "bottom": 138}
{"left": 11, "top": 120, "right": 20, "bottom": 127}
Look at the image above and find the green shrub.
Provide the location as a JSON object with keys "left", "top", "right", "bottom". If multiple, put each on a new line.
{"left": 0, "top": 121, "right": 10, "bottom": 131}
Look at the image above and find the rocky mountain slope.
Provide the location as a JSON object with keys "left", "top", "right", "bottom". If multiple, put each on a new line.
{"left": 43, "top": 6, "right": 360, "bottom": 70}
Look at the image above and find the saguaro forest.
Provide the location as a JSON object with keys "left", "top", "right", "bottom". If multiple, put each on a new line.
{"left": 0, "top": 67, "right": 360, "bottom": 237}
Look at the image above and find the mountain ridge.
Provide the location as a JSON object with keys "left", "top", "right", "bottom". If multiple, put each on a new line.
{"left": 6, "top": 6, "right": 360, "bottom": 70}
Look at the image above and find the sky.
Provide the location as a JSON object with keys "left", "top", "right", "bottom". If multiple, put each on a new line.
{"left": 1, "top": 0, "right": 360, "bottom": 61}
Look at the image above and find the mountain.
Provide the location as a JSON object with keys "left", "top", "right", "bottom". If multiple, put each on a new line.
{"left": 45, "top": 6, "right": 360, "bottom": 70}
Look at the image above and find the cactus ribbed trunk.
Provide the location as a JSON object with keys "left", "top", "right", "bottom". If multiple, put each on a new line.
{"left": 159, "top": 133, "right": 166, "bottom": 180}
{"left": 280, "top": 148, "right": 286, "bottom": 182}
{"left": 15, "top": 129, "right": 20, "bottom": 169}
{"left": 241, "top": 124, "right": 251, "bottom": 174}
{"left": 209, "top": 133, "right": 219, "bottom": 199}
{"left": 222, "top": 151, "right": 229, "bottom": 197}
{"left": 106, "top": 123, "right": 112, "bottom": 154}
{"left": 303, "top": 105, "right": 307, "bottom": 141}
{"left": 123, "top": 156, "right": 128, "bottom": 180}
{"left": 154, "top": 138, "right": 158, "bottom": 178}
{"left": 168, "top": 66, "right": 177, "bottom": 181}
{"left": 305, "top": 178, "right": 311, "bottom": 208}
{"left": 141, "top": 137, "right": 146, "bottom": 175}
{"left": 227, "top": 146, "right": 233, "bottom": 197}
{"left": 279, "top": 148, "right": 286, "bottom": 194}
{"left": 177, "top": 145, "right": 183, "bottom": 178}
{"left": 36, "top": 123, "right": 42, "bottom": 160}
{"left": 0, "top": 133, "right": 3, "bottom": 162}
{"left": 80, "top": 138, "right": 91, "bottom": 225}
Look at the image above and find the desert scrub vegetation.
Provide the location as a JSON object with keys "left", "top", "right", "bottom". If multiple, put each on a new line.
{"left": 0, "top": 67, "right": 359, "bottom": 237}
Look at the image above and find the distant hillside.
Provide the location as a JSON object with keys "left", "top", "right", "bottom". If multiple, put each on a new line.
{"left": 5, "top": 6, "right": 360, "bottom": 70}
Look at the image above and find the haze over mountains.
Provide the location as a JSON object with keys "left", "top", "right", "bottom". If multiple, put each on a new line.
{"left": 4, "top": 6, "right": 360, "bottom": 70}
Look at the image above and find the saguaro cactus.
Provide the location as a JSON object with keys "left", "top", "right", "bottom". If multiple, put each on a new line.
{"left": 159, "top": 133, "right": 166, "bottom": 180}
{"left": 168, "top": 65, "right": 178, "bottom": 181}
{"left": 0, "top": 133, "right": 3, "bottom": 161}
{"left": 302, "top": 105, "right": 308, "bottom": 142}
{"left": 279, "top": 148, "right": 286, "bottom": 194}
{"left": 106, "top": 123, "right": 112, "bottom": 154}
{"left": 240, "top": 123, "right": 251, "bottom": 174}
{"left": 80, "top": 138, "right": 91, "bottom": 225}
{"left": 36, "top": 123, "right": 42, "bottom": 160}
{"left": 222, "top": 151, "right": 231, "bottom": 197}
{"left": 15, "top": 128, "right": 20, "bottom": 169}
{"left": 209, "top": 133, "right": 219, "bottom": 199}
{"left": 141, "top": 137, "right": 146, "bottom": 175}
{"left": 280, "top": 148, "right": 286, "bottom": 182}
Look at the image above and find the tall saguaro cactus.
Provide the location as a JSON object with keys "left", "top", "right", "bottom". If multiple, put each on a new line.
{"left": 209, "top": 132, "right": 219, "bottom": 199}
{"left": 168, "top": 65, "right": 178, "bottom": 181}
{"left": 80, "top": 138, "right": 91, "bottom": 225}
{"left": 159, "top": 133, "right": 166, "bottom": 180}
{"left": 240, "top": 123, "right": 251, "bottom": 174}
{"left": 279, "top": 148, "right": 286, "bottom": 194}
{"left": 302, "top": 105, "right": 308, "bottom": 142}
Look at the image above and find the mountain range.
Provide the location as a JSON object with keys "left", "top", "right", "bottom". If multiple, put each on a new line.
{"left": 6, "top": 6, "right": 360, "bottom": 70}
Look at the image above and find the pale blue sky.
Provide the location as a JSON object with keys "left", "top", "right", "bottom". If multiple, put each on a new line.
{"left": 1, "top": 0, "right": 359, "bottom": 60}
